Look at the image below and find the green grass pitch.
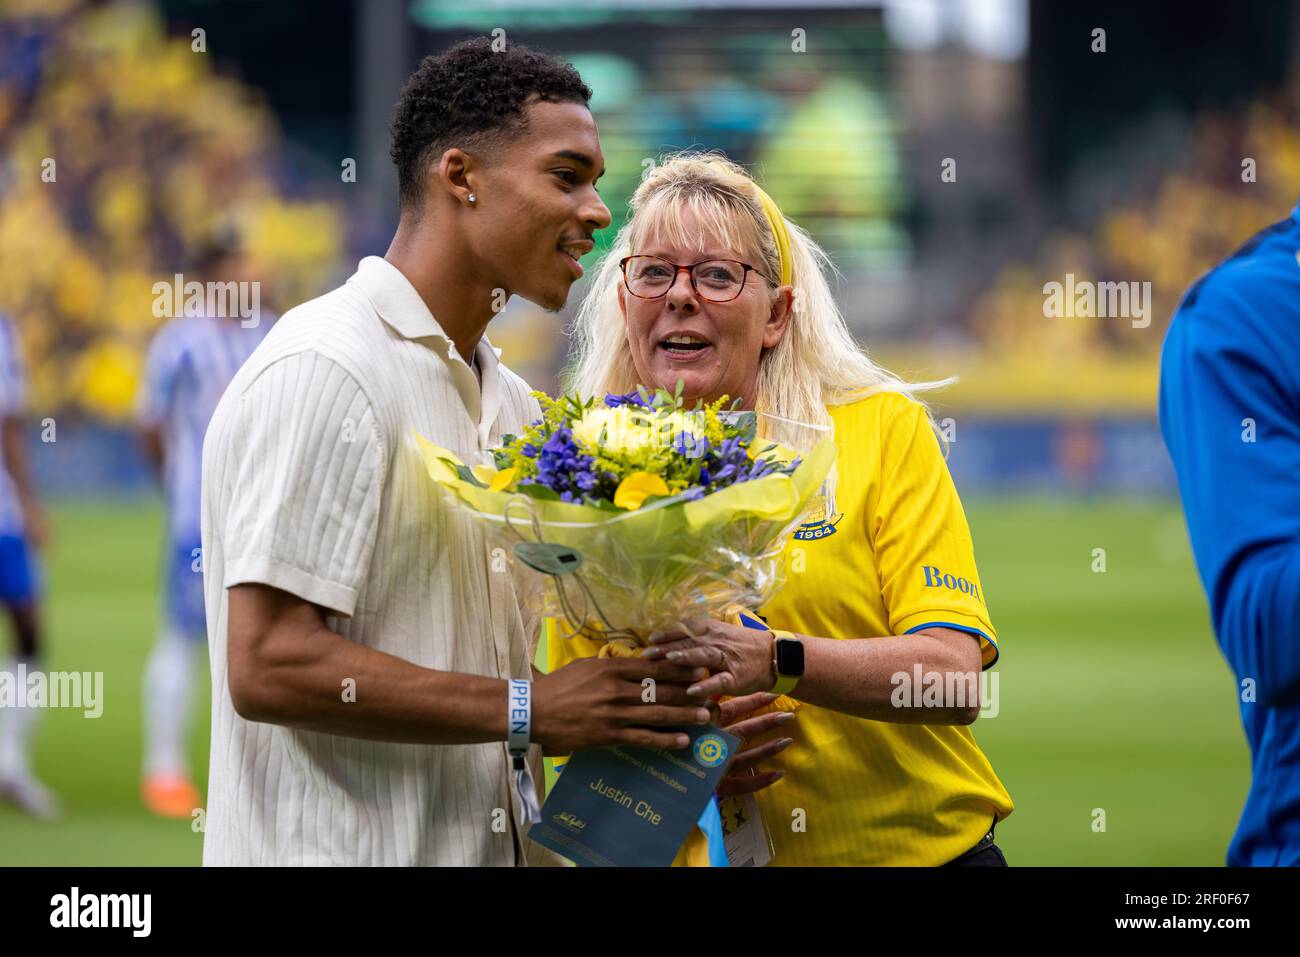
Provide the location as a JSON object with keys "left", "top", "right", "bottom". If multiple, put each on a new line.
{"left": 0, "top": 497, "right": 1248, "bottom": 865}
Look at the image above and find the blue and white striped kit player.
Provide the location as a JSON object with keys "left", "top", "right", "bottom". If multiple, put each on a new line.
{"left": 139, "top": 313, "right": 271, "bottom": 636}
{"left": 0, "top": 315, "right": 37, "bottom": 606}
{"left": 0, "top": 313, "right": 59, "bottom": 819}
{"left": 138, "top": 310, "right": 271, "bottom": 807}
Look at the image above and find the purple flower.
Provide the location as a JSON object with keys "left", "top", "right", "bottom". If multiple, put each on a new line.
{"left": 604, "top": 390, "right": 653, "bottom": 409}
{"left": 685, "top": 431, "right": 798, "bottom": 496}
{"left": 522, "top": 424, "right": 610, "bottom": 502}
{"left": 673, "top": 431, "right": 710, "bottom": 459}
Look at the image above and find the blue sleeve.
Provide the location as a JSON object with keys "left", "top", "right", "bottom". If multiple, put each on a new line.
{"left": 1159, "top": 269, "right": 1300, "bottom": 708}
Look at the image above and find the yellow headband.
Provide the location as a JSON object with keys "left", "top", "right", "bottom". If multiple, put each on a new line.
{"left": 705, "top": 160, "right": 793, "bottom": 287}
{"left": 752, "top": 182, "right": 793, "bottom": 287}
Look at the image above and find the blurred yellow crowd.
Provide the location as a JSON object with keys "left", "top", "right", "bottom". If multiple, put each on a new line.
{"left": 0, "top": 0, "right": 343, "bottom": 421}
{"left": 2, "top": 0, "right": 1296, "bottom": 420}
{"left": 911, "top": 100, "right": 1300, "bottom": 414}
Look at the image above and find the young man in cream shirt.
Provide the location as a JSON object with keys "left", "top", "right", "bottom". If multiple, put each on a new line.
{"left": 200, "top": 40, "right": 712, "bottom": 866}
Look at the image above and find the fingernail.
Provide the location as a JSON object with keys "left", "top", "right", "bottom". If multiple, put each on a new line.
{"left": 778, "top": 711, "right": 796, "bottom": 722}
{"left": 687, "top": 685, "right": 703, "bottom": 696}
{"left": 696, "top": 709, "right": 711, "bottom": 723}
{"left": 778, "top": 737, "right": 794, "bottom": 748}
{"left": 648, "top": 631, "right": 663, "bottom": 643}
{"left": 641, "top": 647, "right": 662, "bottom": 659}
{"left": 676, "top": 735, "right": 689, "bottom": 748}
{"left": 772, "top": 771, "right": 785, "bottom": 781}
{"left": 762, "top": 693, "right": 779, "bottom": 703}
{"left": 667, "top": 651, "right": 682, "bottom": 661}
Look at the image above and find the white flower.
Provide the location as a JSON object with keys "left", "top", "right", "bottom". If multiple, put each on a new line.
{"left": 571, "top": 406, "right": 704, "bottom": 455}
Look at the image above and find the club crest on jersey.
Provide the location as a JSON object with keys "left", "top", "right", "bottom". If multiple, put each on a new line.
{"left": 794, "top": 504, "right": 843, "bottom": 541}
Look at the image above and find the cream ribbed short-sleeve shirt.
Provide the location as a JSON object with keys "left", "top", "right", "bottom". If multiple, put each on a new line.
{"left": 200, "top": 256, "right": 553, "bottom": 866}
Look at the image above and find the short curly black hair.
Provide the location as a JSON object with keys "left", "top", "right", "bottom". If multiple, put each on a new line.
{"left": 390, "top": 37, "right": 593, "bottom": 215}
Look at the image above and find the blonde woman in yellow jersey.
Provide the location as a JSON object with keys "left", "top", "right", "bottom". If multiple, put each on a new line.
{"left": 560, "top": 152, "right": 1014, "bottom": 866}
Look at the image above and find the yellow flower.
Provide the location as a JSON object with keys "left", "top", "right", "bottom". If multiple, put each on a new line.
{"left": 472, "top": 464, "right": 518, "bottom": 492}
{"left": 489, "top": 467, "right": 518, "bottom": 492}
{"left": 613, "top": 472, "right": 670, "bottom": 510}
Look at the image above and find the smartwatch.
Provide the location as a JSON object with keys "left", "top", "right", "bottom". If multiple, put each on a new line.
{"left": 769, "top": 629, "right": 805, "bottom": 696}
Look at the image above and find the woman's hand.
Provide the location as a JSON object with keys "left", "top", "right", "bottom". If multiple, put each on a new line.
{"left": 715, "top": 692, "right": 796, "bottom": 799}
{"left": 643, "top": 618, "right": 776, "bottom": 698}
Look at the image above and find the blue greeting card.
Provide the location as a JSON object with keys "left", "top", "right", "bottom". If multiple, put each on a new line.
{"left": 527, "top": 723, "right": 740, "bottom": 867}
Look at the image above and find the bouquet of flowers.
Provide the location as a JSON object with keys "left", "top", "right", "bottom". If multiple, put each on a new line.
{"left": 414, "top": 384, "right": 835, "bottom": 656}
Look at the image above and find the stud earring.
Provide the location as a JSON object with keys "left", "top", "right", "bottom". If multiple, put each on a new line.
{"left": 468, "top": 193, "right": 477, "bottom": 204}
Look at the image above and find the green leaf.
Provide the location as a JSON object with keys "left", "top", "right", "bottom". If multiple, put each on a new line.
{"left": 639, "top": 491, "right": 691, "bottom": 509}
{"left": 733, "top": 411, "right": 757, "bottom": 446}
{"left": 514, "top": 482, "right": 561, "bottom": 502}
{"left": 453, "top": 463, "right": 488, "bottom": 488}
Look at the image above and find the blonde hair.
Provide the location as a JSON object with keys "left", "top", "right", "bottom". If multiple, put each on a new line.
{"left": 567, "top": 151, "right": 951, "bottom": 429}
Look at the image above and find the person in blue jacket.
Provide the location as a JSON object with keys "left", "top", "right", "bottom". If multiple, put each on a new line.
{"left": 1159, "top": 196, "right": 1300, "bottom": 866}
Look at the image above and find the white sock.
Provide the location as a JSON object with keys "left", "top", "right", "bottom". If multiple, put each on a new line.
{"left": 142, "top": 630, "right": 197, "bottom": 778}
{"left": 0, "top": 654, "right": 40, "bottom": 780}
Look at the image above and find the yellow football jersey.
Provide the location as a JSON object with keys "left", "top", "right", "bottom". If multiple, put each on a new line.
{"left": 753, "top": 390, "right": 1012, "bottom": 865}
{"left": 541, "top": 390, "right": 1013, "bottom": 865}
